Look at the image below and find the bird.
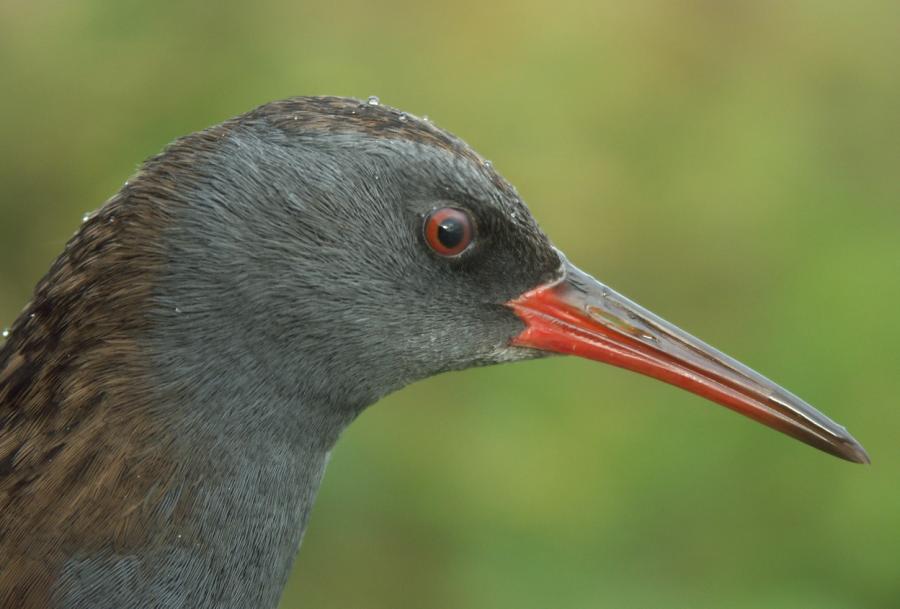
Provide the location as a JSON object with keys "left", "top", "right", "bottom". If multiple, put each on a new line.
{"left": 0, "top": 96, "right": 868, "bottom": 609}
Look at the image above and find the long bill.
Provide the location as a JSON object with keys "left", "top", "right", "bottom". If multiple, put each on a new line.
{"left": 507, "top": 255, "right": 869, "bottom": 464}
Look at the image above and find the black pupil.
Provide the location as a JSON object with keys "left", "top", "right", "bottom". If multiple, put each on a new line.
{"left": 437, "top": 217, "right": 465, "bottom": 249}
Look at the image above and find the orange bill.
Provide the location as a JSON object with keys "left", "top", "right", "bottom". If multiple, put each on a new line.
{"left": 507, "top": 256, "right": 869, "bottom": 464}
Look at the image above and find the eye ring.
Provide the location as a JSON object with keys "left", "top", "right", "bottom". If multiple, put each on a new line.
{"left": 423, "top": 207, "right": 474, "bottom": 257}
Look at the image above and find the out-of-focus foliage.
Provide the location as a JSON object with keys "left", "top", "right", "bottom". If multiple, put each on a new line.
{"left": 1, "top": 1, "right": 898, "bottom": 607}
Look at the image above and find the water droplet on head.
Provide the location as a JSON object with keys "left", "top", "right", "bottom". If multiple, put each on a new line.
{"left": 483, "top": 160, "right": 492, "bottom": 169}
{"left": 398, "top": 113, "right": 407, "bottom": 122}
{"left": 423, "top": 115, "right": 430, "bottom": 122}
{"left": 175, "top": 307, "right": 182, "bottom": 314}
{"left": 82, "top": 213, "right": 90, "bottom": 223}
{"left": 2, "top": 329, "right": 8, "bottom": 338}
{"left": 367, "top": 95, "right": 380, "bottom": 106}
{"left": 29, "top": 313, "right": 35, "bottom": 319}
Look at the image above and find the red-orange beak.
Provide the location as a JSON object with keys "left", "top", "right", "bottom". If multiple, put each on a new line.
{"left": 508, "top": 255, "right": 869, "bottom": 464}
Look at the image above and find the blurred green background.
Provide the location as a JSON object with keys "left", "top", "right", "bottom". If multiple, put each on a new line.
{"left": 1, "top": 1, "right": 898, "bottom": 607}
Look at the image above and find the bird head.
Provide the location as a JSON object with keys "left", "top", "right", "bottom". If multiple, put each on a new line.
{"left": 133, "top": 96, "right": 866, "bottom": 462}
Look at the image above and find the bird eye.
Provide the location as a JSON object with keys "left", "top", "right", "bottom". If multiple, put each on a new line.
{"left": 423, "top": 207, "right": 474, "bottom": 257}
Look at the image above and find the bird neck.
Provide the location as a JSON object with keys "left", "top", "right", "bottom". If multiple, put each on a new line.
{"left": 131, "top": 282, "right": 363, "bottom": 609}
{"left": 0, "top": 187, "right": 361, "bottom": 609}
{"left": 140, "top": 390, "right": 347, "bottom": 609}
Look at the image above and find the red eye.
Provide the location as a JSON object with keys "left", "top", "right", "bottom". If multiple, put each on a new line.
{"left": 423, "top": 207, "right": 474, "bottom": 257}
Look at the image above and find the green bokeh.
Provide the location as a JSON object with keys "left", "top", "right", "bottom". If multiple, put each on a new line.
{"left": 1, "top": 1, "right": 898, "bottom": 607}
